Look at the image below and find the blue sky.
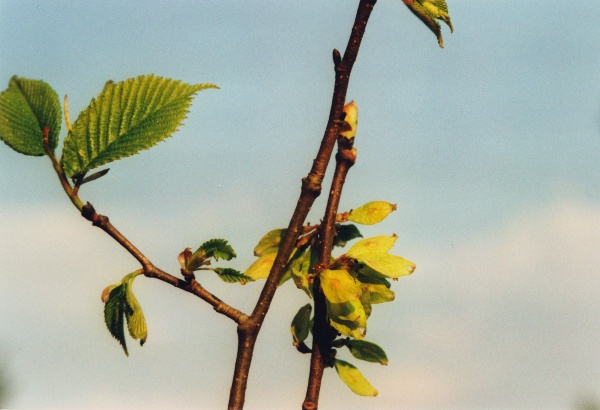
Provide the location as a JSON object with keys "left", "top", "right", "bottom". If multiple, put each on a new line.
{"left": 1, "top": 1, "right": 600, "bottom": 409}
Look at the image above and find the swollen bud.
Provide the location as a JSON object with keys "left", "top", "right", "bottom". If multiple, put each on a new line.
{"left": 101, "top": 285, "right": 116, "bottom": 303}
{"left": 339, "top": 101, "right": 358, "bottom": 139}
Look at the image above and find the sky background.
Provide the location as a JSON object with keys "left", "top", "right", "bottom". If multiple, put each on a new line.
{"left": 1, "top": 0, "right": 599, "bottom": 409}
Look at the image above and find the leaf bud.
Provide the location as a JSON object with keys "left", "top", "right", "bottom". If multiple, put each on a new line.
{"left": 339, "top": 101, "right": 358, "bottom": 139}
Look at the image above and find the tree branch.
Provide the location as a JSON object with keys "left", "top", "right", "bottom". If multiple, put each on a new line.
{"left": 304, "top": 135, "right": 357, "bottom": 410}
{"left": 80, "top": 201, "right": 248, "bottom": 324}
{"left": 228, "top": 1, "right": 376, "bottom": 408}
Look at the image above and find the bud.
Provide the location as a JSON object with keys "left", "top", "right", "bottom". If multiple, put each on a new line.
{"left": 178, "top": 247, "right": 192, "bottom": 270}
{"left": 101, "top": 285, "right": 116, "bottom": 303}
{"left": 340, "top": 101, "right": 358, "bottom": 139}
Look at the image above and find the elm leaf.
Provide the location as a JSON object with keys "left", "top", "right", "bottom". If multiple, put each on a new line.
{"left": 0, "top": 76, "right": 61, "bottom": 155}
{"left": 62, "top": 74, "right": 218, "bottom": 178}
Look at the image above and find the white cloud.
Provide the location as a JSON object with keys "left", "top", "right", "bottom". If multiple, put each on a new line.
{"left": 1, "top": 200, "right": 599, "bottom": 409}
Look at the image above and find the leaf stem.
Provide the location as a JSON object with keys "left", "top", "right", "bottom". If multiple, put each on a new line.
{"left": 42, "top": 126, "right": 84, "bottom": 211}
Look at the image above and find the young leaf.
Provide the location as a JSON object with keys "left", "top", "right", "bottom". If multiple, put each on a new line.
{"left": 347, "top": 235, "right": 398, "bottom": 258}
{"left": 402, "top": 0, "right": 453, "bottom": 48}
{"left": 347, "top": 340, "right": 389, "bottom": 365}
{"left": 333, "top": 223, "right": 363, "bottom": 247}
{"left": 213, "top": 268, "right": 254, "bottom": 284}
{"left": 355, "top": 253, "right": 416, "bottom": 279}
{"left": 291, "top": 303, "right": 312, "bottom": 346}
{"left": 364, "top": 282, "right": 395, "bottom": 304}
{"left": 198, "top": 239, "right": 236, "bottom": 261}
{"left": 320, "top": 269, "right": 362, "bottom": 304}
{"left": 347, "top": 201, "right": 397, "bottom": 225}
{"left": 103, "top": 271, "right": 146, "bottom": 356}
{"left": 328, "top": 299, "right": 367, "bottom": 339}
{"left": 104, "top": 285, "right": 129, "bottom": 355}
{"left": 0, "top": 76, "right": 61, "bottom": 156}
{"left": 246, "top": 252, "right": 278, "bottom": 280}
{"left": 124, "top": 280, "right": 147, "bottom": 346}
{"left": 254, "top": 229, "right": 286, "bottom": 256}
{"left": 61, "top": 74, "right": 218, "bottom": 178}
{"left": 334, "top": 359, "right": 378, "bottom": 397}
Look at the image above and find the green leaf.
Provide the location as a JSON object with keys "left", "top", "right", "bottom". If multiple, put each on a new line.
{"left": 104, "top": 285, "right": 129, "bottom": 355}
{"left": 347, "top": 201, "right": 397, "bottom": 225}
{"left": 402, "top": 0, "right": 453, "bottom": 48}
{"left": 62, "top": 74, "right": 218, "bottom": 178}
{"left": 355, "top": 253, "right": 416, "bottom": 279}
{"left": 291, "top": 303, "right": 312, "bottom": 346}
{"left": 213, "top": 268, "right": 254, "bottom": 284}
{"left": 103, "top": 271, "right": 146, "bottom": 356}
{"left": 347, "top": 340, "right": 389, "bottom": 365}
{"left": 254, "top": 229, "right": 286, "bottom": 256}
{"left": 334, "top": 359, "right": 378, "bottom": 397}
{"left": 333, "top": 223, "right": 363, "bottom": 247}
{"left": 347, "top": 235, "right": 398, "bottom": 258}
{"left": 198, "top": 239, "right": 236, "bottom": 261}
{"left": 282, "top": 246, "right": 311, "bottom": 287}
{"left": 0, "top": 76, "right": 61, "bottom": 155}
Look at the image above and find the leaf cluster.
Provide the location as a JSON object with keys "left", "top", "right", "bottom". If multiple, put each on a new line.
{"left": 249, "top": 201, "right": 415, "bottom": 396}
{"left": 0, "top": 74, "right": 217, "bottom": 190}
{"left": 101, "top": 270, "right": 147, "bottom": 356}
{"left": 179, "top": 239, "right": 253, "bottom": 284}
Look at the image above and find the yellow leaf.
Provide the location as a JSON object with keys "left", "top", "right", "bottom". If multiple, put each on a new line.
{"left": 334, "top": 359, "right": 378, "bottom": 397}
{"left": 245, "top": 252, "right": 277, "bottom": 280}
{"left": 347, "top": 201, "right": 397, "bottom": 225}
{"left": 347, "top": 235, "right": 397, "bottom": 257}
{"left": 320, "top": 269, "right": 362, "bottom": 303}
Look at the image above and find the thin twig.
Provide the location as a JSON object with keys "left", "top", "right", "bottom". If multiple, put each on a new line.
{"left": 303, "top": 135, "right": 356, "bottom": 409}
{"left": 79, "top": 202, "right": 248, "bottom": 324}
{"left": 228, "top": 1, "right": 377, "bottom": 408}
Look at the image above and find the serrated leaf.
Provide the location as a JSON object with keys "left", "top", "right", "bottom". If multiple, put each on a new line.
{"left": 291, "top": 304, "right": 312, "bottom": 346}
{"left": 347, "top": 201, "right": 397, "bottom": 225}
{"left": 104, "top": 285, "right": 129, "bottom": 355}
{"left": 355, "top": 253, "right": 416, "bottom": 279}
{"left": 320, "top": 269, "right": 362, "bottom": 304}
{"left": 62, "top": 74, "right": 218, "bottom": 178}
{"left": 245, "top": 252, "right": 277, "bottom": 280}
{"left": 347, "top": 340, "right": 388, "bottom": 365}
{"left": 402, "top": 0, "right": 453, "bottom": 48}
{"left": 0, "top": 76, "right": 61, "bottom": 156}
{"left": 333, "top": 223, "right": 363, "bottom": 247}
{"left": 198, "top": 239, "right": 236, "bottom": 261}
{"left": 103, "top": 271, "right": 146, "bottom": 356}
{"left": 347, "top": 235, "right": 397, "bottom": 258}
{"left": 213, "top": 268, "right": 254, "bottom": 284}
{"left": 334, "top": 359, "right": 378, "bottom": 397}
{"left": 254, "top": 229, "right": 286, "bottom": 256}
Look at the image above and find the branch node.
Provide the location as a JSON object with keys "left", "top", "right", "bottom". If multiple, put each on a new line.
{"left": 81, "top": 202, "right": 96, "bottom": 222}
{"left": 332, "top": 49, "right": 342, "bottom": 68}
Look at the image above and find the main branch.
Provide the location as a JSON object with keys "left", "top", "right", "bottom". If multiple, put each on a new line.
{"left": 228, "top": 1, "right": 377, "bottom": 408}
